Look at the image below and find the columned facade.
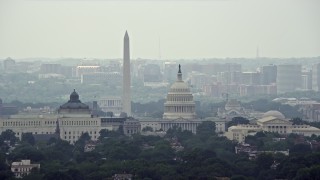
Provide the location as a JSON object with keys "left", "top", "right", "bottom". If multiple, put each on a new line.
{"left": 163, "top": 65, "right": 196, "bottom": 120}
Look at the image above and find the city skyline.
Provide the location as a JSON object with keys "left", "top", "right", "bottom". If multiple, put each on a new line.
{"left": 0, "top": 0, "right": 319, "bottom": 59}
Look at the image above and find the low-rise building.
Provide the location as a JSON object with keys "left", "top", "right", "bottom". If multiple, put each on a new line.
{"left": 11, "top": 160, "right": 40, "bottom": 178}
{"left": 0, "top": 90, "right": 141, "bottom": 144}
{"left": 225, "top": 110, "right": 320, "bottom": 143}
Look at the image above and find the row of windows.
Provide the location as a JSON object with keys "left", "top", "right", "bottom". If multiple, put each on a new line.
{"left": 61, "top": 120, "right": 98, "bottom": 126}
{"left": 16, "top": 131, "right": 54, "bottom": 136}
{"left": 64, "top": 135, "right": 96, "bottom": 139}
{"left": 64, "top": 131, "right": 97, "bottom": 135}
{"left": 44, "top": 121, "right": 55, "bottom": 125}
{"left": 2, "top": 121, "right": 41, "bottom": 127}
{"left": 13, "top": 167, "right": 33, "bottom": 172}
{"left": 267, "top": 126, "right": 287, "bottom": 128}
{"left": 269, "top": 130, "right": 287, "bottom": 134}
{"left": 126, "top": 129, "right": 137, "bottom": 134}
{"left": 292, "top": 126, "right": 309, "bottom": 128}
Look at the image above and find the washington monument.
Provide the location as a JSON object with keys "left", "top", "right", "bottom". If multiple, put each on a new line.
{"left": 122, "top": 31, "right": 131, "bottom": 116}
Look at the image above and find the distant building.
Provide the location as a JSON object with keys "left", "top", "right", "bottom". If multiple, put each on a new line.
{"left": 300, "top": 103, "right": 320, "bottom": 121}
{"left": 163, "top": 62, "right": 177, "bottom": 82}
{"left": 0, "top": 98, "right": 18, "bottom": 116}
{"left": 277, "top": 64, "right": 302, "bottom": 94}
{"left": 241, "top": 72, "right": 261, "bottom": 85}
{"left": 261, "top": 65, "right": 277, "bottom": 85}
{"left": 3, "top": 57, "right": 15, "bottom": 71}
{"left": 217, "top": 71, "right": 242, "bottom": 85}
{"left": 40, "top": 64, "right": 61, "bottom": 74}
{"left": 75, "top": 65, "right": 100, "bottom": 77}
{"left": 217, "top": 99, "right": 248, "bottom": 121}
{"left": 312, "top": 63, "right": 320, "bottom": 91}
{"left": 81, "top": 72, "right": 122, "bottom": 86}
{"left": 98, "top": 97, "right": 123, "bottom": 116}
{"left": 143, "top": 64, "right": 162, "bottom": 83}
{"left": 11, "top": 160, "right": 40, "bottom": 178}
{"left": 239, "top": 84, "right": 277, "bottom": 96}
{"left": 123, "top": 118, "right": 141, "bottom": 136}
{"left": 190, "top": 71, "right": 214, "bottom": 89}
{"left": 301, "top": 70, "right": 312, "bottom": 90}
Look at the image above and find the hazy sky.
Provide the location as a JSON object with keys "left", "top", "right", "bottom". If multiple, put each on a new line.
{"left": 0, "top": 0, "right": 319, "bottom": 59}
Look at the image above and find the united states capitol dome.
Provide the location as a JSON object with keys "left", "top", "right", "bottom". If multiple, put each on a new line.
{"left": 163, "top": 65, "right": 196, "bottom": 120}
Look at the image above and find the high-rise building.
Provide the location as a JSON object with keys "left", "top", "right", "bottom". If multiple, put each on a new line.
{"left": 277, "top": 64, "right": 302, "bottom": 94}
{"left": 241, "top": 72, "right": 261, "bottom": 85}
{"left": 312, "top": 63, "right": 320, "bottom": 92}
{"left": 40, "top": 64, "right": 62, "bottom": 74}
{"left": 302, "top": 70, "right": 312, "bottom": 90}
{"left": 143, "top": 64, "right": 162, "bottom": 83}
{"left": 122, "top": 31, "right": 131, "bottom": 116}
{"left": 261, "top": 65, "right": 277, "bottom": 85}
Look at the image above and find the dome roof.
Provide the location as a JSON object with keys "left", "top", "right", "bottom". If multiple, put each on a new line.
{"left": 69, "top": 89, "right": 80, "bottom": 103}
{"left": 169, "top": 81, "right": 190, "bottom": 92}
{"left": 262, "top": 110, "right": 285, "bottom": 119}
{"left": 163, "top": 64, "right": 196, "bottom": 120}
{"left": 168, "top": 64, "right": 191, "bottom": 93}
{"left": 59, "top": 89, "right": 89, "bottom": 110}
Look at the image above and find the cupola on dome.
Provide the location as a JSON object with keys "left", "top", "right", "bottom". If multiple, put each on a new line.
{"left": 58, "top": 89, "right": 90, "bottom": 114}
{"left": 163, "top": 64, "right": 196, "bottom": 120}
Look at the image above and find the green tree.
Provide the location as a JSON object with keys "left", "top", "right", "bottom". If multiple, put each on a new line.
{"left": 74, "top": 132, "right": 91, "bottom": 153}
{"left": 196, "top": 121, "right": 216, "bottom": 136}
{"left": 256, "top": 153, "right": 274, "bottom": 170}
{"left": 21, "top": 132, "right": 35, "bottom": 146}
{"left": 227, "top": 117, "right": 250, "bottom": 128}
{"left": 43, "top": 171, "right": 72, "bottom": 180}
{"left": 0, "top": 129, "right": 18, "bottom": 146}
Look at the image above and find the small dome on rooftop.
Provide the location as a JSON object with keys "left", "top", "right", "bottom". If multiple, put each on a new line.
{"left": 69, "top": 89, "right": 80, "bottom": 103}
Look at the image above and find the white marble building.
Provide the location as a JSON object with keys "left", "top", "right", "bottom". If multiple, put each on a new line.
{"left": 225, "top": 110, "right": 320, "bottom": 143}
{"left": 163, "top": 64, "right": 196, "bottom": 120}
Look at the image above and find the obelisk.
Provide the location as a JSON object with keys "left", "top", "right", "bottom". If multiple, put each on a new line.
{"left": 122, "top": 31, "right": 131, "bottom": 116}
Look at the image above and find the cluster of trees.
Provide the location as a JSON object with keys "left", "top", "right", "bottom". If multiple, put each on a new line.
{"left": 0, "top": 121, "right": 319, "bottom": 179}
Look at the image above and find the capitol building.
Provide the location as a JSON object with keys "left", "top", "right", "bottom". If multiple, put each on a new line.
{"left": 140, "top": 65, "right": 204, "bottom": 133}
{"left": 163, "top": 65, "right": 196, "bottom": 120}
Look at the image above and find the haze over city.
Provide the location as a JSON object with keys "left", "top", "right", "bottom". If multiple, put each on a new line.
{"left": 0, "top": 0, "right": 319, "bottom": 59}
{"left": 1, "top": 0, "right": 320, "bottom": 179}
